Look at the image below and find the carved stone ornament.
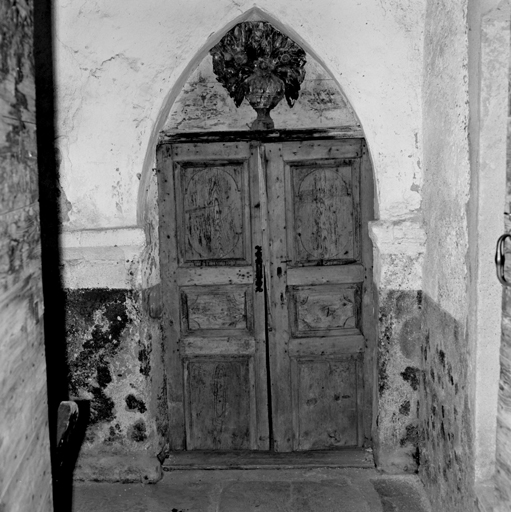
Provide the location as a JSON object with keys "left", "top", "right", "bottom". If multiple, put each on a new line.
{"left": 210, "top": 22, "right": 306, "bottom": 130}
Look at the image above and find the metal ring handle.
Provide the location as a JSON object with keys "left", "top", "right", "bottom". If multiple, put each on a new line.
{"left": 495, "top": 234, "right": 511, "bottom": 286}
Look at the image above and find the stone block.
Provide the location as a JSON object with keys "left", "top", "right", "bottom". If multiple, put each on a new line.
{"left": 73, "top": 452, "right": 162, "bottom": 484}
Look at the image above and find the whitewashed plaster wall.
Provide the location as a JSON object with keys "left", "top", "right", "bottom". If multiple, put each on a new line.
{"left": 55, "top": 0, "right": 425, "bottom": 239}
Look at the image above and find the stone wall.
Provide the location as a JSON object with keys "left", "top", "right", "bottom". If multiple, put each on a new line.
{"left": 420, "top": 1, "right": 475, "bottom": 510}
{"left": 62, "top": 229, "right": 163, "bottom": 482}
{"left": 0, "top": 0, "right": 53, "bottom": 510}
{"left": 369, "top": 218, "right": 425, "bottom": 474}
{"left": 66, "top": 290, "right": 147, "bottom": 445}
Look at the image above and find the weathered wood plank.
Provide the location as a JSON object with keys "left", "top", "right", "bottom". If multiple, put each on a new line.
{"left": 177, "top": 266, "right": 253, "bottom": 286}
{"left": 265, "top": 143, "right": 294, "bottom": 452}
{"left": 359, "top": 141, "right": 376, "bottom": 444}
{"left": 289, "top": 335, "right": 365, "bottom": 357}
{"left": 351, "top": 158, "right": 362, "bottom": 265}
{"left": 171, "top": 142, "right": 252, "bottom": 161}
{"left": 250, "top": 143, "right": 270, "bottom": 449}
{"left": 282, "top": 139, "right": 362, "bottom": 161}
{"left": 287, "top": 264, "right": 365, "bottom": 285}
{"left": 158, "top": 142, "right": 186, "bottom": 449}
{"left": 162, "top": 447, "right": 374, "bottom": 470}
{"left": 182, "top": 337, "right": 256, "bottom": 356}
{"left": 159, "top": 129, "right": 365, "bottom": 145}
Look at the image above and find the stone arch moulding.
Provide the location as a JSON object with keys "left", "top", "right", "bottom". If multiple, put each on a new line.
{"left": 136, "top": 5, "right": 377, "bottom": 226}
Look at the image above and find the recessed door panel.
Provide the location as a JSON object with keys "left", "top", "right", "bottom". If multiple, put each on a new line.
{"left": 289, "top": 285, "right": 360, "bottom": 337}
{"left": 181, "top": 285, "right": 252, "bottom": 333}
{"left": 291, "top": 162, "right": 358, "bottom": 264}
{"left": 185, "top": 358, "right": 252, "bottom": 450}
{"left": 293, "top": 356, "right": 361, "bottom": 450}
{"left": 176, "top": 162, "right": 249, "bottom": 264}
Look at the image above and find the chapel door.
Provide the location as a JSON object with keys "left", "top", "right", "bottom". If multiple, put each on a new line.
{"left": 264, "top": 139, "right": 373, "bottom": 451}
{"left": 158, "top": 141, "right": 270, "bottom": 451}
{"left": 157, "top": 136, "right": 373, "bottom": 452}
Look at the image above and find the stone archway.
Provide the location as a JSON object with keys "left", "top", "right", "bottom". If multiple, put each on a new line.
{"left": 138, "top": 11, "right": 426, "bottom": 473}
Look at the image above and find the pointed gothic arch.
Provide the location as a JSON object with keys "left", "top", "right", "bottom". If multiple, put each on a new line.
{"left": 136, "top": 6, "right": 375, "bottom": 226}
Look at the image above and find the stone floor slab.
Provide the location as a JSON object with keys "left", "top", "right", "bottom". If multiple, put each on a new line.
{"left": 371, "top": 476, "right": 432, "bottom": 512}
{"left": 72, "top": 481, "right": 214, "bottom": 512}
{"left": 290, "top": 480, "right": 373, "bottom": 512}
{"left": 70, "top": 468, "right": 431, "bottom": 512}
{"left": 219, "top": 481, "right": 291, "bottom": 511}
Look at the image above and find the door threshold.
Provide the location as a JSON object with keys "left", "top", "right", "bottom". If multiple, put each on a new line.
{"left": 162, "top": 448, "right": 374, "bottom": 471}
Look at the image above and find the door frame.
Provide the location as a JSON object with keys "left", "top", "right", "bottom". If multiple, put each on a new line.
{"left": 157, "top": 128, "right": 377, "bottom": 453}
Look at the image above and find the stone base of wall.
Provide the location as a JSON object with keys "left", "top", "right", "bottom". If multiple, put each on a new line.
{"left": 475, "top": 481, "right": 497, "bottom": 512}
{"left": 419, "top": 295, "right": 475, "bottom": 512}
{"left": 74, "top": 450, "right": 162, "bottom": 483}
{"left": 496, "top": 286, "right": 511, "bottom": 506}
{"left": 374, "top": 288, "right": 422, "bottom": 474}
{"left": 369, "top": 218, "right": 426, "bottom": 475}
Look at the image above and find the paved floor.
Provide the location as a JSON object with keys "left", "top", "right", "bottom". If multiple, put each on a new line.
{"left": 71, "top": 468, "right": 431, "bottom": 512}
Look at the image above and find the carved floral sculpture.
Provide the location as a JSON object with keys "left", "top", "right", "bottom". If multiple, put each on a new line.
{"left": 210, "top": 22, "right": 307, "bottom": 130}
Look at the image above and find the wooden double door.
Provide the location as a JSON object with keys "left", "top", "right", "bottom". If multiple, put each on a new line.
{"left": 158, "top": 134, "right": 374, "bottom": 453}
